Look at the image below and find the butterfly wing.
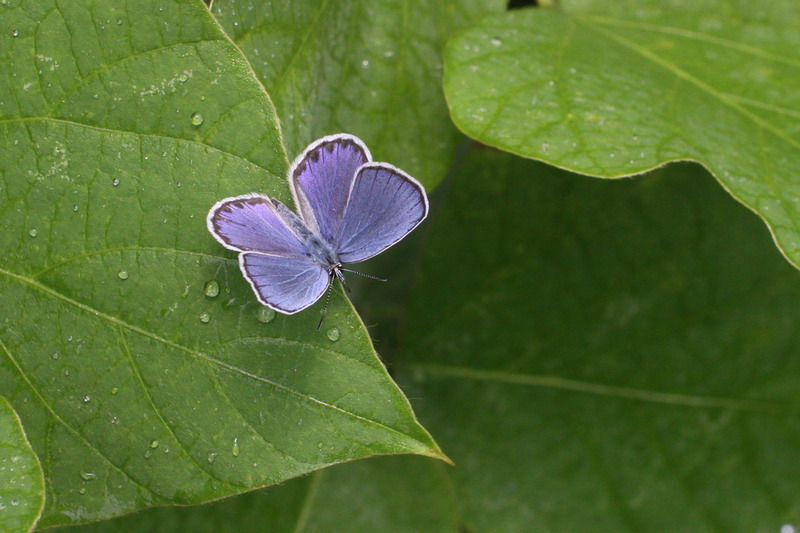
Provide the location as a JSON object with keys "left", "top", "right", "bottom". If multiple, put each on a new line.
{"left": 207, "top": 194, "right": 307, "bottom": 254}
{"left": 239, "top": 253, "right": 329, "bottom": 314}
{"left": 289, "top": 133, "right": 371, "bottom": 246}
{"left": 336, "top": 163, "right": 428, "bottom": 264}
{"left": 207, "top": 194, "right": 329, "bottom": 313}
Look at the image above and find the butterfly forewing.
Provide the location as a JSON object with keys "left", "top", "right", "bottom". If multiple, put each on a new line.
{"left": 290, "top": 134, "right": 371, "bottom": 247}
{"left": 207, "top": 194, "right": 306, "bottom": 254}
{"left": 336, "top": 163, "right": 429, "bottom": 264}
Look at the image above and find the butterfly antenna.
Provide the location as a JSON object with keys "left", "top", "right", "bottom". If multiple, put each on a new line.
{"left": 340, "top": 268, "right": 387, "bottom": 282}
{"left": 317, "top": 277, "right": 335, "bottom": 331}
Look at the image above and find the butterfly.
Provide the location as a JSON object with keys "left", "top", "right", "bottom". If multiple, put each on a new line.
{"left": 206, "top": 133, "right": 429, "bottom": 324}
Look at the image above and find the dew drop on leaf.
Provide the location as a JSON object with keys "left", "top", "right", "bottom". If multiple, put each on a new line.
{"left": 80, "top": 471, "right": 96, "bottom": 481}
{"left": 207, "top": 452, "right": 218, "bottom": 464}
{"left": 326, "top": 326, "right": 341, "bottom": 341}
{"left": 28, "top": 228, "right": 37, "bottom": 237}
{"left": 117, "top": 270, "right": 129, "bottom": 280}
{"left": 112, "top": 177, "right": 120, "bottom": 186}
{"left": 199, "top": 312, "right": 211, "bottom": 323}
{"left": 256, "top": 307, "right": 275, "bottom": 323}
{"left": 11, "top": 29, "right": 19, "bottom": 37}
{"left": 490, "top": 37, "right": 503, "bottom": 46}
{"left": 203, "top": 280, "right": 220, "bottom": 298}
{"left": 82, "top": 395, "right": 91, "bottom": 403}
{"left": 111, "top": 387, "right": 119, "bottom": 395}
{"left": 190, "top": 112, "right": 204, "bottom": 126}
{"left": 150, "top": 440, "right": 159, "bottom": 449}
{"left": 232, "top": 437, "right": 240, "bottom": 457}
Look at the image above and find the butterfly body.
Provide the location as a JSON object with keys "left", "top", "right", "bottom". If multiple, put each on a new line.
{"left": 207, "top": 133, "right": 428, "bottom": 315}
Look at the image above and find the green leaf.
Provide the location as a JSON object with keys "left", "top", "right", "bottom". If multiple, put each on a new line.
{"left": 211, "top": 0, "right": 506, "bottom": 189}
{"left": 398, "top": 148, "right": 800, "bottom": 531}
{"left": 0, "top": 396, "right": 44, "bottom": 533}
{"left": 61, "top": 456, "right": 457, "bottom": 533}
{"left": 0, "top": 0, "right": 441, "bottom": 527}
{"left": 443, "top": 1, "right": 800, "bottom": 267}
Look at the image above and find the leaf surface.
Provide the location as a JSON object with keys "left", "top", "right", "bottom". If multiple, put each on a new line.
{"left": 444, "top": 1, "right": 800, "bottom": 267}
{"left": 398, "top": 148, "right": 800, "bottom": 531}
{"left": 211, "top": 0, "right": 506, "bottom": 189}
{"left": 60, "top": 456, "right": 457, "bottom": 533}
{"left": 0, "top": 0, "right": 441, "bottom": 526}
{"left": 0, "top": 397, "right": 44, "bottom": 533}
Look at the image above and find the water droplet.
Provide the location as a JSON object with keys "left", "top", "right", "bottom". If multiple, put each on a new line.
{"left": 144, "top": 449, "right": 153, "bottom": 459}
{"left": 199, "top": 312, "right": 211, "bottom": 323}
{"left": 117, "top": 270, "right": 129, "bottom": 280}
{"left": 52, "top": 352, "right": 59, "bottom": 360}
{"left": 232, "top": 437, "right": 240, "bottom": 457}
{"left": 64, "top": 369, "right": 70, "bottom": 376}
{"left": 79, "top": 488, "right": 86, "bottom": 494}
{"left": 207, "top": 452, "right": 218, "bottom": 464}
{"left": 28, "top": 228, "right": 38, "bottom": 237}
{"left": 116, "top": 19, "right": 123, "bottom": 26}
{"left": 72, "top": 204, "right": 79, "bottom": 212}
{"left": 190, "top": 112, "right": 204, "bottom": 127}
{"left": 82, "top": 395, "right": 91, "bottom": 403}
{"left": 326, "top": 326, "right": 340, "bottom": 341}
{"left": 110, "top": 416, "right": 119, "bottom": 424}
{"left": 361, "top": 59, "right": 369, "bottom": 68}
{"left": 80, "top": 471, "right": 96, "bottom": 481}
{"left": 317, "top": 442, "right": 323, "bottom": 449}
{"left": 490, "top": 37, "right": 503, "bottom": 46}
{"left": 222, "top": 297, "right": 237, "bottom": 309}
{"left": 256, "top": 307, "right": 275, "bottom": 323}
{"left": 111, "top": 178, "right": 120, "bottom": 186}
{"left": 203, "top": 280, "right": 219, "bottom": 298}
{"left": 178, "top": 73, "right": 188, "bottom": 82}
{"left": 11, "top": 29, "right": 19, "bottom": 37}
{"left": 10, "top": 499, "right": 19, "bottom": 506}
{"left": 111, "top": 387, "right": 119, "bottom": 395}
{"left": 150, "top": 440, "right": 159, "bottom": 449}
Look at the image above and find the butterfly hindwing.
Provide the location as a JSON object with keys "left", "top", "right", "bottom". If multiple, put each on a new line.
{"left": 239, "top": 253, "right": 329, "bottom": 314}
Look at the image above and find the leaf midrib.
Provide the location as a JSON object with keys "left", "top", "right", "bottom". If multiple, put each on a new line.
{"left": 0, "top": 266, "right": 428, "bottom": 451}
{"left": 407, "top": 363, "right": 784, "bottom": 412}
{"left": 0, "top": 116, "right": 280, "bottom": 179}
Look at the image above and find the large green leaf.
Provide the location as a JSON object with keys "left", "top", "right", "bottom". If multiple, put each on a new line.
{"left": 444, "top": 1, "right": 800, "bottom": 268}
{"left": 210, "top": 0, "right": 506, "bottom": 190}
{"left": 63, "top": 455, "right": 457, "bottom": 533}
{"left": 0, "top": 0, "right": 441, "bottom": 527}
{"left": 397, "top": 148, "right": 800, "bottom": 531}
{"left": 0, "top": 396, "right": 44, "bottom": 533}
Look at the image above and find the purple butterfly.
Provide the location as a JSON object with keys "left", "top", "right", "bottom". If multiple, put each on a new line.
{"left": 207, "top": 133, "right": 429, "bottom": 323}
